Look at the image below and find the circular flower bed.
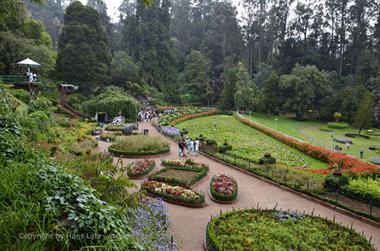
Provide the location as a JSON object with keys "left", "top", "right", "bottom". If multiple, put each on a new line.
{"left": 108, "top": 135, "right": 170, "bottom": 157}
{"left": 127, "top": 159, "right": 155, "bottom": 178}
{"left": 209, "top": 174, "right": 238, "bottom": 203}
{"left": 205, "top": 209, "right": 374, "bottom": 251}
{"left": 141, "top": 180, "right": 205, "bottom": 207}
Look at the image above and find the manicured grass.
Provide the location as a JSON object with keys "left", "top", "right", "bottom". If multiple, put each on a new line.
{"left": 156, "top": 169, "right": 199, "bottom": 180}
{"left": 244, "top": 113, "right": 380, "bottom": 162}
{"left": 206, "top": 209, "right": 374, "bottom": 251}
{"left": 108, "top": 135, "right": 170, "bottom": 156}
{"left": 177, "top": 115, "right": 327, "bottom": 169}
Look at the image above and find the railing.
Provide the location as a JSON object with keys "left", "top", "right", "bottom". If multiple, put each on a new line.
{"left": 0, "top": 75, "right": 26, "bottom": 83}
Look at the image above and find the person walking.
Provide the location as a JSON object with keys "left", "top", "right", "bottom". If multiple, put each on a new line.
{"left": 194, "top": 138, "right": 200, "bottom": 156}
{"left": 189, "top": 139, "right": 194, "bottom": 156}
{"left": 178, "top": 140, "right": 183, "bottom": 157}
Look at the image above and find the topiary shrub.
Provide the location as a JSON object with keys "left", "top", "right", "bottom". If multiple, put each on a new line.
{"left": 218, "top": 140, "right": 233, "bottom": 153}
{"left": 324, "top": 173, "right": 349, "bottom": 191}
{"left": 258, "top": 153, "right": 277, "bottom": 165}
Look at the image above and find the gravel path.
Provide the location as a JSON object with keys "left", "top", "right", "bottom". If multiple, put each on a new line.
{"left": 97, "top": 122, "right": 380, "bottom": 251}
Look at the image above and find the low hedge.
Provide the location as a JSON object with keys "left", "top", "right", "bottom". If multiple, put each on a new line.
{"left": 327, "top": 122, "right": 349, "bottom": 129}
{"left": 209, "top": 175, "right": 238, "bottom": 202}
{"left": 205, "top": 209, "right": 374, "bottom": 251}
{"left": 105, "top": 124, "right": 124, "bottom": 131}
{"left": 319, "top": 126, "right": 334, "bottom": 132}
{"left": 108, "top": 146, "right": 170, "bottom": 156}
{"left": 149, "top": 165, "right": 209, "bottom": 188}
{"left": 345, "top": 133, "right": 370, "bottom": 139}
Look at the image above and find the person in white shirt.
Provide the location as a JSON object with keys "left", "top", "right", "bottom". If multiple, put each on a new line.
{"left": 194, "top": 139, "right": 200, "bottom": 156}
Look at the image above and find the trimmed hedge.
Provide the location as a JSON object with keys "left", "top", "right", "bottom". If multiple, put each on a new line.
{"left": 327, "top": 122, "right": 349, "bottom": 129}
{"left": 108, "top": 146, "right": 170, "bottom": 156}
{"left": 105, "top": 124, "right": 124, "bottom": 131}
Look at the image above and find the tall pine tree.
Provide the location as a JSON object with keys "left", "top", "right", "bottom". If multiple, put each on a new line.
{"left": 56, "top": 1, "right": 111, "bottom": 94}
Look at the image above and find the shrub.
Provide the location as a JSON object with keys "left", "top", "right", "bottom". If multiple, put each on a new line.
{"left": 343, "top": 178, "right": 380, "bottom": 206}
{"left": 327, "top": 122, "right": 349, "bottom": 129}
{"left": 324, "top": 173, "right": 349, "bottom": 191}
{"left": 258, "top": 153, "right": 277, "bottom": 165}
{"left": 108, "top": 135, "right": 170, "bottom": 156}
{"left": 344, "top": 133, "right": 370, "bottom": 139}
{"left": 82, "top": 86, "right": 139, "bottom": 120}
{"left": 105, "top": 124, "right": 124, "bottom": 131}
{"left": 319, "top": 126, "right": 334, "bottom": 132}
{"left": 9, "top": 88, "right": 29, "bottom": 103}
{"left": 29, "top": 96, "right": 56, "bottom": 114}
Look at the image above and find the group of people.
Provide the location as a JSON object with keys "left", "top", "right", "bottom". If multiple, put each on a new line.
{"left": 138, "top": 109, "right": 157, "bottom": 122}
{"left": 26, "top": 71, "right": 38, "bottom": 83}
{"left": 178, "top": 137, "right": 200, "bottom": 157}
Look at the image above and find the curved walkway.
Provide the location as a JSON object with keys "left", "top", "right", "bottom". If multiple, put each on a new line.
{"left": 97, "top": 122, "right": 380, "bottom": 251}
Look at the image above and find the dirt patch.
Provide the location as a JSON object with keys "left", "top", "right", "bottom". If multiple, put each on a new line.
{"left": 158, "top": 169, "right": 199, "bottom": 182}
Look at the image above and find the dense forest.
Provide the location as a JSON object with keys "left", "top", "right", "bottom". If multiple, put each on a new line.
{"left": 1, "top": 0, "right": 379, "bottom": 124}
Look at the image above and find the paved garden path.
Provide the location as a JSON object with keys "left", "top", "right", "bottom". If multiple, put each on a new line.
{"left": 97, "top": 122, "right": 380, "bottom": 251}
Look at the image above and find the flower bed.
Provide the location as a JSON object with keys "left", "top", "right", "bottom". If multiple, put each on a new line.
{"left": 234, "top": 113, "right": 380, "bottom": 175}
{"left": 209, "top": 174, "right": 238, "bottom": 203}
{"left": 141, "top": 181, "right": 205, "bottom": 207}
{"left": 149, "top": 159, "right": 209, "bottom": 188}
{"left": 162, "top": 158, "right": 208, "bottom": 169}
{"left": 127, "top": 159, "right": 156, "bottom": 178}
{"left": 205, "top": 209, "right": 374, "bottom": 251}
{"left": 108, "top": 135, "right": 170, "bottom": 156}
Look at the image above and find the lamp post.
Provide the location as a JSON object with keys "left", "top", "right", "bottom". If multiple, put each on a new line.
{"left": 274, "top": 118, "right": 278, "bottom": 131}
{"left": 330, "top": 131, "right": 335, "bottom": 154}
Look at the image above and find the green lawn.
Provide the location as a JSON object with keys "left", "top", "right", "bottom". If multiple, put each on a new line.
{"left": 245, "top": 113, "right": 380, "bottom": 163}
{"left": 177, "top": 115, "right": 327, "bottom": 169}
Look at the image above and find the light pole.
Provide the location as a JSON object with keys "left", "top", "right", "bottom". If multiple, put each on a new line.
{"left": 274, "top": 118, "right": 278, "bottom": 131}
{"left": 330, "top": 131, "right": 335, "bottom": 154}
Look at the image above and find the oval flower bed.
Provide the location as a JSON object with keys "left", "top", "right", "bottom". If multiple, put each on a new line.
{"left": 141, "top": 180, "right": 205, "bottom": 207}
{"left": 209, "top": 174, "right": 238, "bottom": 203}
{"left": 127, "top": 159, "right": 155, "bottom": 178}
{"left": 108, "top": 135, "right": 170, "bottom": 157}
{"left": 206, "top": 209, "right": 374, "bottom": 251}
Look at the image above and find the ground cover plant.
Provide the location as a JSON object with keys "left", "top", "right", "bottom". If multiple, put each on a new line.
{"left": 176, "top": 115, "right": 327, "bottom": 169}
{"left": 209, "top": 174, "right": 238, "bottom": 202}
{"left": 127, "top": 159, "right": 156, "bottom": 178}
{"left": 149, "top": 159, "right": 209, "bottom": 188}
{"left": 206, "top": 209, "right": 374, "bottom": 251}
{"left": 105, "top": 124, "right": 125, "bottom": 131}
{"left": 141, "top": 180, "right": 205, "bottom": 206}
{"left": 108, "top": 135, "right": 170, "bottom": 156}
